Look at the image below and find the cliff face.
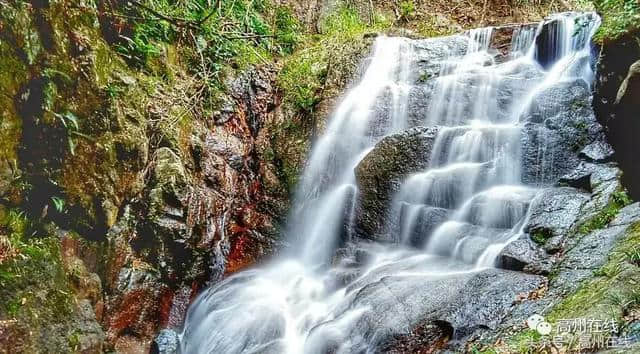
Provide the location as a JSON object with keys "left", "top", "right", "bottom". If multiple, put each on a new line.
{"left": 594, "top": 31, "right": 640, "bottom": 200}
{"left": 0, "top": 1, "right": 308, "bottom": 351}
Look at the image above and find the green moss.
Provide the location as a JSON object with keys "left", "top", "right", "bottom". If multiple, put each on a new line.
{"left": 593, "top": 0, "right": 640, "bottom": 43}
{"left": 506, "top": 329, "right": 543, "bottom": 353}
{"left": 549, "top": 223, "right": 640, "bottom": 322}
{"left": 578, "top": 190, "right": 632, "bottom": 234}
{"left": 469, "top": 345, "right": 499, "bottom": 354}
{"left": 0, "top": 37, "right": 29, "bottom": 191}
{"left": 0, "top": 208, "right": 74, "bottom": 327}
{"left": 491, "top": 223, "right": 640, "bottom": 353}
{"left": 531, "top": 228, "right": 553, "bottom": 245}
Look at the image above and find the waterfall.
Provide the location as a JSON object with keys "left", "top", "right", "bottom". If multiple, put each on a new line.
{"left": 179, "top": 12, "right": 600, "bottom": 353}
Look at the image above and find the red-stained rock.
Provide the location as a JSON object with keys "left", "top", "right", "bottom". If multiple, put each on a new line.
{"left": 103, "top": 263, "right": 170, "bottom": 351}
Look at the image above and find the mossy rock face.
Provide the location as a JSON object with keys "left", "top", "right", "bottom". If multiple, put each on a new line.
{"left": 0, "top": 208, "right": 104, "bottom": 353}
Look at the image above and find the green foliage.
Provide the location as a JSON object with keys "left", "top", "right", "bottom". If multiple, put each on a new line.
{"left": 278, "top": 51, "right": 326, "bottom": 112}
{"left": 274, "top": 6, "right": 302, "bottom": 55}
{"left": 578, "top": 190, "right": 632, "bottom": 234}
{"left": 51, "top": 196, "right": 66, "bottom": 214}
{"left": 469, "top": 345, "right": 498, "bottom": 354}
{"left": 67, "top": 330, "right": 81, "bottom": 351}
{"left": 623, "top": 247, "right": 640, "bottom": 265}
{"left": 321, "top": 7, "right": 390, "bottom": 37}
{"left": 53, "top": 111, "right": 81, "bottom": 155}
{"left": 507, "top": 329, "right": 543, "bottom": 353}
{"left": 104, "top": 83, "right": 124, "bottom": 98}
{"left": 112, "top": 0, "right": 302, "bottom": 83}
{"left": 278, "top": 7, "right": 390, "bottom": 112}
{"left": 0, "top": 208, "right": 74, "bottom": 326}
{"left": 593, "top": 0, "right": 640, "bottom": 42}
{"left": 399, "top": 1, "right": 416, "bottom": 21}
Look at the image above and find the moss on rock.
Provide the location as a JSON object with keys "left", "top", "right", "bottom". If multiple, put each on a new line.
{"left": 0, "top": 206, "right": 104, "bottom": 353}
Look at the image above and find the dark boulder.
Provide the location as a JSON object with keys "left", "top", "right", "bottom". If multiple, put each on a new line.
{"left": 497, "top": 236, "right": 553, "bottom": 275}
{"left": 354, "top": 126, "right": 440, "bottom": 241}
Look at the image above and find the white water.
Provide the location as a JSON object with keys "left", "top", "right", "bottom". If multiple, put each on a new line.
{"left": 180, "top": 13, "right": 600, "bottom": 353}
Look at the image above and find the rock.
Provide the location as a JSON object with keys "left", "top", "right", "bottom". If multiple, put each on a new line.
{"left": 534, "top": 13, "right": 596, "bottom": 69}
{"left": 151, "top": 329, "right": 179, "bottom": 354}
{"left": 524, "top": 187, "right": 590, "bottom": 248}
{"left": 554, "top": 224, "right": 629, "bottom": 287}
{"left": 576, "top": 164, "right": 623, "bottom": 224}
{"left": 520, "top": 78, "right": 603, "bottom": 185}
{"left": 378, "top": 320, "right": 452, "bottom": 353}
{"left": 398, "top": 205, "right": 450, "bottom": 247}
{"left": 72, "top": 299, "right": 107, "bottom": 353}
{"left": 579, "top": 139, "right": 615, "bottom": 162}
{"left": 559, "top": 161, "right": 601, "bottom": 191}
{"left": 610, "top": 203, "right": 640, "bottom": 227}
{"left": 103, "top": 262, "right": 170, "bottom": 351}
{"left": 522, "top": 79, "right": 591, "bottom": 123}
{"left": 497, "top": 236, "right": 552, "bottom": 274}
{"left": 344, "top": 268, "right": 544, "bottom": 347}
{"left": 354, "top": 126, "right": 440, "bottom": 240}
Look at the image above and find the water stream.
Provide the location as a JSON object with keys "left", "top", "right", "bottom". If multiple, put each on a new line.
{"left": 179, "top": 12, "right": 600, "bottom": 353}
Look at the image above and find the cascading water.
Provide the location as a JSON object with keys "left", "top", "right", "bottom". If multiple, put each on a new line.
{"left": 180, "top": 12, "right": 600, "bottom": 353}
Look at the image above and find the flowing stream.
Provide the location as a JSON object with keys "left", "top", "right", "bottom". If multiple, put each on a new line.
{"left": 180, "top": 12, "right": 600, "bottom": 353}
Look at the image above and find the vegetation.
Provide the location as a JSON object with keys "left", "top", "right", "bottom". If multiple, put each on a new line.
{"left": 0, "top": 207, "right": 78, "bottom": 351}
{"left": 531, "top": 228, "right": 553, "bottom": 245}
{"left": 482, "top": 223, "right": 640, "bottom": 353}
{"left": 593, "top": 0, "right": 640, "bottom": 42}
{"left": 578, "top": 190, "right": 632, "bottom": 234}
{"left": 108, "top": 0, "right": 303, "bottom": 84}
{"left": 278, "top": 7, "right": 391, "bottom": 112}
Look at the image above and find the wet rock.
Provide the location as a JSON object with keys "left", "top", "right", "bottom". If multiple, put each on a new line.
{"left": 399, "top": 205, "right": 450, "bottom": 247}
{"left": 576, "top": 164, "right": 623, "bottom": 224}
{"left": 412, "top": 36, "right": 469, "bottom": 80}
{"left": 103, "top": 263, "right": 170, "bottom": 351}
{"left": 520, "top": 89, "right": 603, "bottom": 185}
{"left": 354, "top": 126, "right": 440, "bottom": 240}
{"left": 151, "top": 329, "right": 179, "bottom": 354}
{"left": 72, "top": 299, "right": 107, "bottom": 353}
{"left": 534, "top": 13, "right": 595, "bottom": 69}
{"left": 379, "top": 320, "right": 452, "bottom": 353}
{"left": 350, "top": 268, "right": 544, "bottom": 345}
{"left": 497, "top": 236, "right": 552, "bottom": 275}
{"left": 579, "top": 139, "right": 615, "bottom": 162}
{"left": 556, "top": 224, "right": 629, "bottom": 285}
{"left": 524, "top": 187, "right": 590, "bottom": 248}
{"left": 559, "top": 161, "right": 600, "bottom": 191}
{"left": 522, "top": 79, "right": 591, "bottom": 123}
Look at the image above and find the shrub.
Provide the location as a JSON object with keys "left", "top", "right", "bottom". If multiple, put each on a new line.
{"left": 593, "top": 0, "right": 640, "bottom": 42}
